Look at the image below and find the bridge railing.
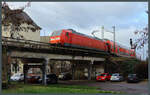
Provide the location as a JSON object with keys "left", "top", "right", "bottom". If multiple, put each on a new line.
{"left": 2, "top": 37, "right": 112, "bottom": 57}
{"left": 2, "top": 37, "right": 51, "bottom": 45}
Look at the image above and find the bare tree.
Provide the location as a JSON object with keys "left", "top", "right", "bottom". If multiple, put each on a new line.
{"left": 134, "top": 26, "right": 148, "bottom": 49}
{"left": 2, "top": 2, "right": 31, "bottom": 39}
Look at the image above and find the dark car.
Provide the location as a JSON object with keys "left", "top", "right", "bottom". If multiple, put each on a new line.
{"left": 38, "top": 74, "right": 58, "bottom": 84}
{"left": 58, "top": 72, "right": 72, "bottom": 80}
{"left": 127, "top": 74, "right": 141, "bottom": 83}
{"left": 27, "top": 75, "right": 41, "bottom": 84}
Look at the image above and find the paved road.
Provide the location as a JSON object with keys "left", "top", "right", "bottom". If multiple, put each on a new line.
{"left": 59, "top": 80, "right": 148, "bottom": 94}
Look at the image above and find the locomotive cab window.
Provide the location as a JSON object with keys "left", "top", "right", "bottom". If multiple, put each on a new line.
{"left": 66, "top": 32, "right": 69, "bottom": 37}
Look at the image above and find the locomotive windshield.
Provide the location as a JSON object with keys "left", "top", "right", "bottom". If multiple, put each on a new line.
{"left": 51, "top": 30, "right": 62, "bottom": 36}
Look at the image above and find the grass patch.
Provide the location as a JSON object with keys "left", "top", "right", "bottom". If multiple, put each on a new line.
{"left": 2, "top": 82, "right": 121, "bottom": 94}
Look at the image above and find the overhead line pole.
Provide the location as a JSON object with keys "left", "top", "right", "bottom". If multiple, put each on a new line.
{"left": 92, "top": 26, "right": 116, "bottom": 52}
{"left": 101, "top": 26, "right": 104, "bottom": 39}
{"left": 104, "top": 26, "right": 116, "bottom": 52}
{"left": 112, "top": 26, "right": 116, "bottom": 52}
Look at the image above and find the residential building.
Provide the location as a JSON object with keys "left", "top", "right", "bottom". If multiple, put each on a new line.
{"left": 2, "top": 4, "right": 41, "bottom": 76}
{"left": 2, "top": 4, "right": 41, "bottom": 41}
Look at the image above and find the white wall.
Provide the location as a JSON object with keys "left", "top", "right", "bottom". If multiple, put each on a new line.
{"left": 2, "top": 23, "right": 40, "bottom": 41}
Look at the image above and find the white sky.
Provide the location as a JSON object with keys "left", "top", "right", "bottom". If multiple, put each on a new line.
{"left": 7, "top": 2, "right": 148, "bottom": 60}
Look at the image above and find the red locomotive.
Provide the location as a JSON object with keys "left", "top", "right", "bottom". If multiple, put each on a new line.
{"left": 50, "top": 29, "right": 136, "bottom": 57}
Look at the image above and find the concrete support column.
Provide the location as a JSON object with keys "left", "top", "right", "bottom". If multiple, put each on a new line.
{"left": 42, "top": 63, "right": 46, "bottom": 85}
{"left": 71, "top": 62, "right": 76, "bottom": 80}
{"left": 104, "top": 58, "right": 109, "bottom": 73}
{"left": 42, "top": 58, "right": 49, "bottom": 85}
{"left": 88, "top": 60, "right": 94, "bottom": 80}
{"left": 2, "top": 49, "right": 10, "bottom": 88}
{"left": 7, "top": 54, "right": 11, "bottom": 84}
{"left": 23, "top": 64, "right": 28, "bottom": 84}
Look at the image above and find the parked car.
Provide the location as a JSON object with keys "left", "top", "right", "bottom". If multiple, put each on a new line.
{"left": 27, "top": 75, "right": 41, "bottom": 84}
{"left": 110, "top": 73, "right": 124, "bottom": 82}
{"left": 10, "top": 73, "right": 24, "bottom": 81}
{"left": 127, "top": 74, "right": 141, "bottom": 83}
{"left": 58, "top": 72, "right": 72, "bottom": 80}
{"left": 38, "top": 74, "right": 58, "bottom": 84}
{"left": 96, "top": 73, "right": 111, "bottom": 81}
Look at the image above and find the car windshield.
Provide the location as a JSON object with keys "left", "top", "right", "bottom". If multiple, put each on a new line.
{"left": 128, "top": 74, "right": 136, "bottom": 77}
{"left": 112, "top": 74, "right": 119, "bottom": 76}
{"left": 51, "top": 30, "right": 62, "bottom": 36}
{"left": 60, "top": 73, "right": 66, "bottom": 75}
{"left": 14, "top": 75, "right": 20, "bottom": 77}
{"left": 47, "top": 75, "right": 51, "bottom": 77}
{"left": 27, "top": 76, "right": 32, "bottom": 78}
{"left": 101, "top": 74, "right": 106, "bottom": 76}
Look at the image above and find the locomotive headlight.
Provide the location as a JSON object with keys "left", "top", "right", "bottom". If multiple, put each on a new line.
{"left": 50, "top": 37, "right": 60, "bottom": 41}
{"left": 55, "top": 37, "right": 60, "bottom": 40}
{"left": 50, "top": 38, "right": 55, "bottom": 41}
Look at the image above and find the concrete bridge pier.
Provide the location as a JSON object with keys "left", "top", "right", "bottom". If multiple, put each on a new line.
{"left": 88, "top": 60, "right": 94, "bottom": 80}
{"left": 23, "top": 58, "right": 49, "bottom": 85}
{"left": 42, "top": 58, "right": 49, "bottom": 85}
{"left": 71, "top": 61, "right": 76, "bottom": 80}
{"left": 104, "top": 58, "right": 109, "bottom": 73}
{"left": 23, "top": 64, "right": 28, "bottom": 84}
{"left": 2, "top": 49, "right": 11, "bottom": 87}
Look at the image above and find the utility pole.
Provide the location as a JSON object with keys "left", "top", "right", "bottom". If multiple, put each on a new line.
{"left": 101, "top": 26, "right": 104, "bottom": 39}
{"left": 143, "top": 47, "right": 145, "bottom": 60}
{"left": 112, "top": 26, "right": 115, "bottom": 52}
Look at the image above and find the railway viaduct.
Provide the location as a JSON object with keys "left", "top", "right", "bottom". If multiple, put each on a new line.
{"left": 2, "top": 37, "right": 129, "bottom": 85}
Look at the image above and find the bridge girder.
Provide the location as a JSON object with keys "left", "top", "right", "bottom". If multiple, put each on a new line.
{"left": 10, "top": 51, "right": 105, "bottom": 61}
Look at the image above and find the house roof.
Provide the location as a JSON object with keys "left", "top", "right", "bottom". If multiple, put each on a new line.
{"left": 2, "top": 4, "right": 41, "bottom": 31}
